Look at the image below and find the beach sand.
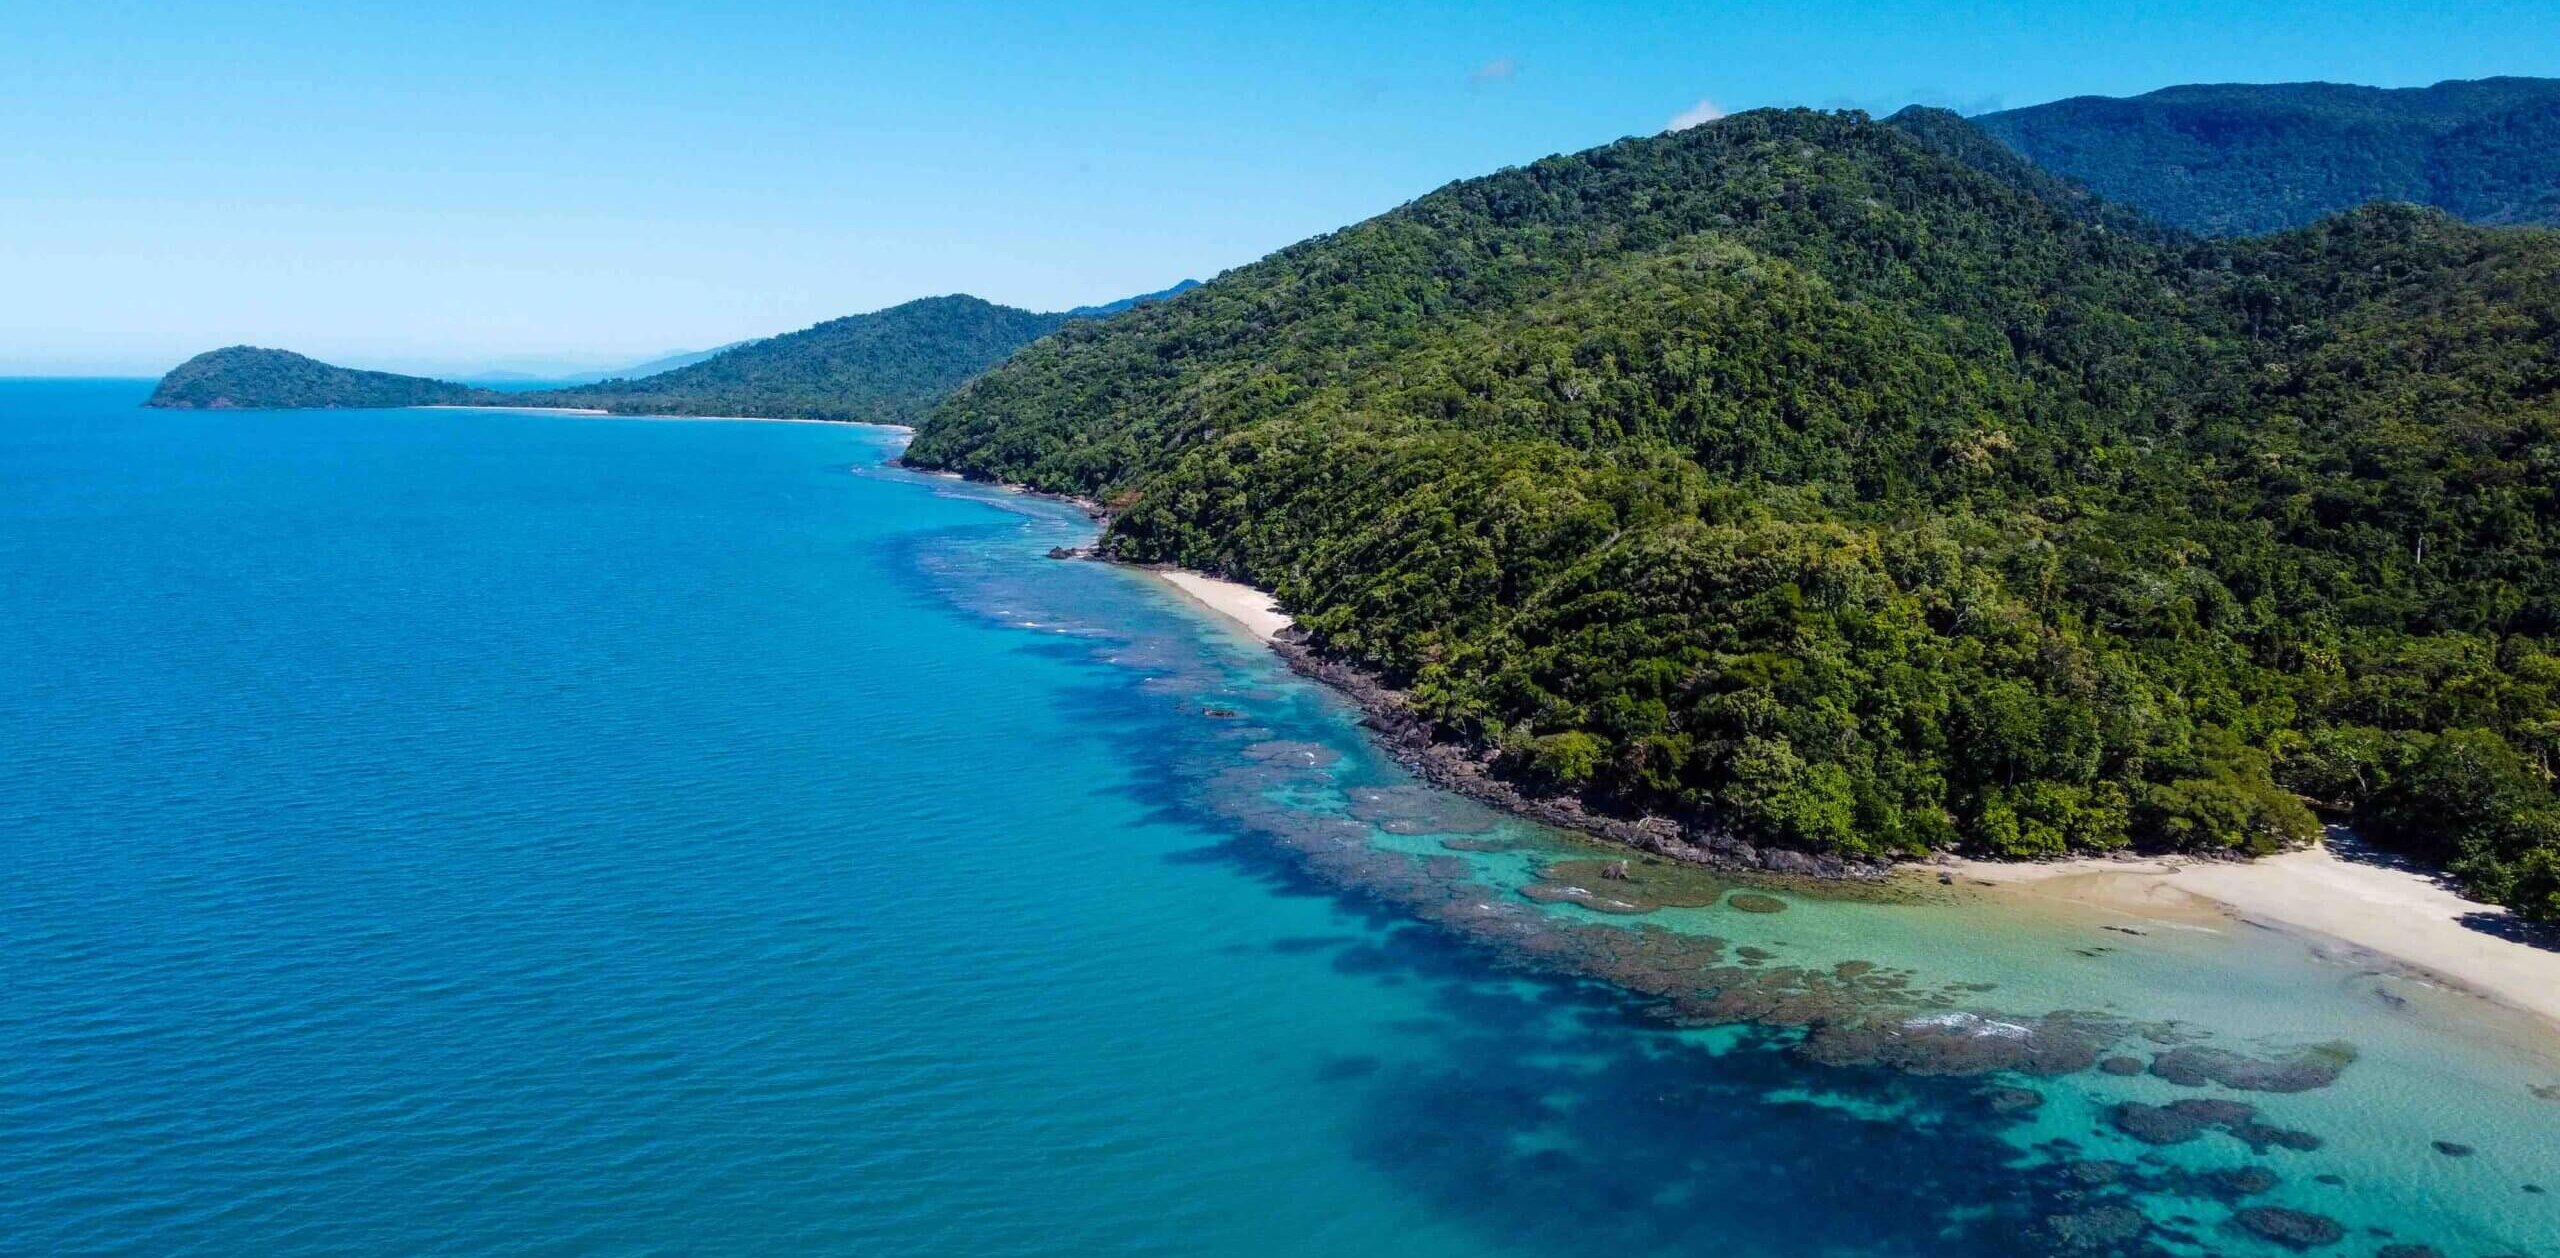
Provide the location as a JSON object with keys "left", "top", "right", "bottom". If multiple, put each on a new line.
{"left": 1151, "top": 569, "right": 1294, "bottom": 642}
{"left": 1951, "top": 835, "right": 2560, "bottom": 1027}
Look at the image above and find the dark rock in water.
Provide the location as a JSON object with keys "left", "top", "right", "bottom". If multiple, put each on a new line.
{"left": 1727, "top": 892, "right": 1788, "bottom": 913}
{"left": 2065, "top": 1159, "right": 2129, "bottom": 1185}
{"left": 2525, "top": 1183, "right": 2547, "bottom": 1194}
{"left": 2111, "top": 1101, "right": 2212, "bottom": 1145}
{"left": 1044, "top": 545, "right": 1085, "bottom": 559}
{"left": 2108, "top": 1099, "right": 2320, "bottom": 1153}
{"left": 2313, "top": 1173, "right": 2346, "bottom": 1186}
{"left": 2099, "top": 1055, "right": 2146, "bottom": 1076}
{"left": 2532, "top": 1082, "right": 2560, "bottom": 1102}
{"left": 2231, "top": 1205, "right": 2345, "bottom": 1249}
{"left": 1734, "top": 945, "right": 1775, "bottom": 963}
{"left": 2041, "top": 1204, "right": 2147, "bottom": 1251}
{"left": 2430, "top": 1139, "right": 2475, "bottom": 1157}
{"left": 1598, "top": 859, "right": 1631, "bottom": 881}
{"left": 1978, "top": 1085, "right": 2045, "bottom": 1116}
{"left": 2148, "top": 1042, "right": 2355, "bottom": 1092}
{"left": 2375, "top": 1246, "right": 2446, "bottom": 1258}
{"left": 2204, "top": 1165, "right": 2280, "bottom": 1197}
{"left": 1200, "top": 706, "right": 1243, "bottom": 719}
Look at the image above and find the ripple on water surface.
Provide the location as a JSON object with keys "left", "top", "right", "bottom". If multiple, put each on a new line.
{"left": 0, "top": 384, "right": 2554, "bottom": 1257}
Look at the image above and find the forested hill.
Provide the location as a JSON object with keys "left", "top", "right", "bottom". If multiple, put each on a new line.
{"left": 906, "top": 107, "right": 2560, "bottom": 921}
{"left": 1972, "top": 76, "right": 2560, "bottom": 235}
{"left": 151, "top": 293, "right": 1136, "bottom": 422}
{"left": 512, "top": 295, "right": 1067, "bottom": 422}
{"left": 148, "top": 348, "right": 495, "bottom": 410}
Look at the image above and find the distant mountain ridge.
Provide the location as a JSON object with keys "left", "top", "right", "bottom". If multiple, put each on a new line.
{"left": 1972, "top": 76, "right": 2560, "bottom": 235}
{"left": 148, "top": 285, "right": 1199, "bottom": 421}
{"left": 1065, "top": 279, "right": 1201, "bottom": 318}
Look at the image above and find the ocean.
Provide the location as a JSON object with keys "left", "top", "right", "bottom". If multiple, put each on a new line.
{"left": 2, "top": 379, "right": 2553, "bottom": 1256}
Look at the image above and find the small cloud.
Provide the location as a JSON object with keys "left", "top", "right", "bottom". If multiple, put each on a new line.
{"left": 1469, "top": 56, "right": 1519, "bottom": 86}
{"left": 1665, "top": 98, "right": 1727, "bottom": 132}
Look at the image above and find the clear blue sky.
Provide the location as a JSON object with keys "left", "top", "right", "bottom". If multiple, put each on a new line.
{"left": 7, "top": 0, "right": 2556, "bottom": 375}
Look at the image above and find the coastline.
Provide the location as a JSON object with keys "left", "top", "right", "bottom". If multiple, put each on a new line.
{"left": 420, "top": 404, "right": 912, "bottom": 430}
{"left": 1145, "top": 568, "right": 1294, "bottom": 642}
{"left": 1951, "top": 840, "right": 2560, "bottom": 1029}
{"left": 1130, "top": 558, "right": 2560, "bottom": 1032}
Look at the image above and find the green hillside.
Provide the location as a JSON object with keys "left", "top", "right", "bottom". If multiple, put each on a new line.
{"left": 149, "top": 295, "right": 1076, "bottom": 423}
{"left": 147, "top": 347, "right": 495, "bottom": 410}
{"left": 907, "top": 108, "right": 2560, "bottom": 920}
{"left": 1973, "top": 76, "right": 2560, "bottom": 235}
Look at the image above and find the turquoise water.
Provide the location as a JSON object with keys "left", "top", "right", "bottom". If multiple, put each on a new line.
{"left": 3, "top": 380, "right": 2555, "bottom": 1256}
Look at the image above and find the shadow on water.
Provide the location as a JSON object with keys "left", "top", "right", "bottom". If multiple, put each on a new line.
{"left": 888, "top": 504, "right": 2516, "bottom": 1258}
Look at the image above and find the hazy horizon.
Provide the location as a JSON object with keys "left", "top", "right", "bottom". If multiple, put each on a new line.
{"left": 8, "top": 0, "right": 2558, "bottom": 375}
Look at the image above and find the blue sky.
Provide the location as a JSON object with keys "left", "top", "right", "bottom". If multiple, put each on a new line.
{"left": 7, "top": 1, "right": 2556, "bottom": 375}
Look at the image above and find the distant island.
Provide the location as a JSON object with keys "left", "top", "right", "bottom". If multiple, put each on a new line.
{"left": 147, "top": 284, "right": 1201, "bottom": 422}
{"left": 906, "top": 104, "right": 2560, "bottom": 924}
{"left": 1973, "top": 76, "right": 2560, "bottom": 234}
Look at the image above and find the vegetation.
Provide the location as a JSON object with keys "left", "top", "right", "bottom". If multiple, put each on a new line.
{"left": 1972, "top": 76, "right": 2560, "bottom": 235}
{"left": 148, "top": 347, "right": 493, "bottom": 409}
{"left": 151, "top": 293, "right": 1154, "bottom": 423}
{"left": 907, "top": 108, "right": 2560, "bottom": 920}
{"left": 511, "top": 295, "right": 1069, "bottom": 422}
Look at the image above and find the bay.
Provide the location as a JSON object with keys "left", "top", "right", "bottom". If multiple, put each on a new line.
{"left": 2, "top": 380, "right": 2553, "bottom": 1255}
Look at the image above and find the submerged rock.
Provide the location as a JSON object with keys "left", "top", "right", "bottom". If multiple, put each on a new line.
{"left": 2107, "top": 1099, "right": 2320, "bottom": 1153}
{"left": 1978, "top": 1085, "right": 2045, "bottom": 1116}
{"left": 2430, "top": 1140, "right": 2475, "bottom": 1157}
{"left": 2231, "top": 1205, "right": 2345, "bottom": 1249}
{"left": 2040, "top": 1204, "right": 2147, "bottom": 1251}
{"left": 1726, "top": 892, "right": 1788, "bottom": 914}
{"left": 2098, "top": 1056, "right": 2145, "bottom": 1076}
{"left": 2148, "top": 1042, "right": 2355, "bottom": 1092}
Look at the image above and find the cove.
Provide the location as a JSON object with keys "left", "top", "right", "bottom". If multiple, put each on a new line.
{"left": 1, "top": 380, "right": 2554, "bottom": 1256}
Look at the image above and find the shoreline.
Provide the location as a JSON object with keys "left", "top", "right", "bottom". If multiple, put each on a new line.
{"left": 1128, "top": 558, "right": 2560, "bottom": 1032}
{"left": 1951, "top": 841, "right": 2560, "bottom": 1029}
{"left": 1144, "top": 568, "right": 1295, "bottom": 643}
{"left": 420, "top": 404, "right": 912, "bottom": 430}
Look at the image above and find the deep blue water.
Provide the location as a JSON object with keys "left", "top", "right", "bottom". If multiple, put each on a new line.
{"left": 4, "top": 381, "right": 2555, "bottom": 1256}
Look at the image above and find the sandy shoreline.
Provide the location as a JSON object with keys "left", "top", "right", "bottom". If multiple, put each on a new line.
{"left": 1949, "top": 837, "right": 2560, "bottom": 1028}
{"left": 1148, "top": 569, "right": 1295, "bottom": 642}
{"left": 1140, "top": 569, "right": 2560, "bottom": 1034}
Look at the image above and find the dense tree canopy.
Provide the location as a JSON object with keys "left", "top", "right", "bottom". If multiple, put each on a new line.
{"left": 1973, "top": 76, "right": 2560, "bottom": 235}
{"left": 908, "top": 108, "right": 2560, "bottom": 920}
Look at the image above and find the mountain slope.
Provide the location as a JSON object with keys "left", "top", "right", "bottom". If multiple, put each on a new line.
{"left": 907, "top": 108, "right": 2560, "bottom": 919}
{"left": 501, "top": 295, "right": 1068, "bottom": 422}
{"left": 1972, "top": 76, "right": 2560, "bottom": 235}
{"left": 150, "top": 290, "right": 1169, "bottom": 421}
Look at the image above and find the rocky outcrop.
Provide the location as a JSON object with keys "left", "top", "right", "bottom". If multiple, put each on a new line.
{"left": 1267, "top": 634, "right": 1890, "bottom": 881}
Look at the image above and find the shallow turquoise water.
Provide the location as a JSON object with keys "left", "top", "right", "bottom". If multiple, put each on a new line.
{"left": 2, "top": 380, "right": 2554, "bottom": 1256}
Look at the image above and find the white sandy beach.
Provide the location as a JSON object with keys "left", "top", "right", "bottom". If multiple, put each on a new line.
{"left": 1951, "top": 837, "right": 2560, "bottom": 1027}
{"left": 1151, "top": 569, "right": 1294, "bottom": 642}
